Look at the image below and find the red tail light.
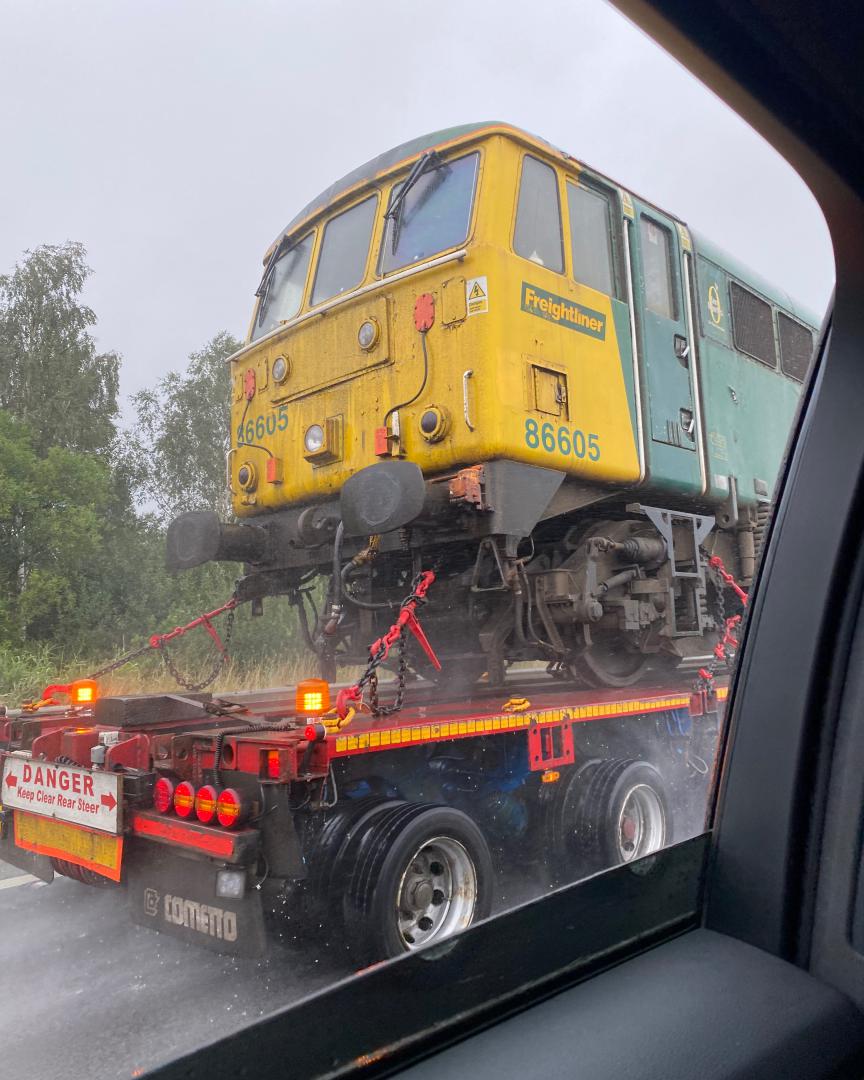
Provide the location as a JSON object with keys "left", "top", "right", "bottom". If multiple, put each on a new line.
{"left": 194, "top": 784, "right": 218, "bottom": 825}
{"left": 174, "top": 780, "right": 196, "bottom": 818}
{"left": 266, "top": 749, "right": 281, "bottom": 779}
{"left": 154, "top": 776, "right": 175, "bottom": 814}
{"left": 216, "top": 788, "right": 245, "bottom": 828}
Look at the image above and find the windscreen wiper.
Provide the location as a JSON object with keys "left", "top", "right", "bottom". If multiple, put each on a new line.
{"left": 385, "top": 150, "right": 443, "bottom": 252}
{"left": 255, "top": 236, "right": 287, "bottom": 299}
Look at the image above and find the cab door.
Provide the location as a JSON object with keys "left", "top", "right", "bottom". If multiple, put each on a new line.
{"left": 630, "top": 200, "right": 702, "bottom": 494}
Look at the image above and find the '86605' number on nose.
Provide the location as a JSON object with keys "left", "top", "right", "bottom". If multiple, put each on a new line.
{"left": 524, "top": 418, "right": 600, "bottom": 461}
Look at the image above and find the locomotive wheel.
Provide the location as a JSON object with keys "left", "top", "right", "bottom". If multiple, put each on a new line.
{"left": 568, "top": 634, "right": 652, "bottom": 688}
{"left": 547, "top": 758, "right": 669, "bottom": 879}
{"left": 341, "top": 803, "right": 494, "bottom": 962}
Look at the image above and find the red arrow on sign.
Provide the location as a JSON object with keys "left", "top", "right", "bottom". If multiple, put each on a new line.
{"left": 101, "top": 792, "right": 117, "bottom": 812}
{"left": 4, "top": 773, "right": 17, "bottom": 789}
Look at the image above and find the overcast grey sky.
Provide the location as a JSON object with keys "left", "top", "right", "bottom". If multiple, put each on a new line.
{"left": 1, "top": 0, "right": 833, "bottom": 411}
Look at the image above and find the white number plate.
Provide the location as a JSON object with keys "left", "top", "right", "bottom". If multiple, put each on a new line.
{"left": 2, "top": 755, "right": 121, "bottom": 835}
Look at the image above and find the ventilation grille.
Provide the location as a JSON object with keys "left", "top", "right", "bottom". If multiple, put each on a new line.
{"left": 778, "top": 312, "right": 813, "bottom": 382}
{"left": 731, "top": 281, "right": 776, "bottom": 368}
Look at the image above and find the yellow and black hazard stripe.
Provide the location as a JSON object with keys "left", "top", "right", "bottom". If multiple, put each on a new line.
{"left": 330, "top": 687, "right": 727, "bottom": 758}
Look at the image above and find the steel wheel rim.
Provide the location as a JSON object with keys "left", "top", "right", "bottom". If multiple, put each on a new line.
{"left": 616, "top": 783, "right": 665, "bottom": 862}
{"left": 395, "top": 836, "right": 478, "bottom": 950}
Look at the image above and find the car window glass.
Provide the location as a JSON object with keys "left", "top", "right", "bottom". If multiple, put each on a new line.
{"left": 0, "top": 2, "right": 834, "bottom": 1077}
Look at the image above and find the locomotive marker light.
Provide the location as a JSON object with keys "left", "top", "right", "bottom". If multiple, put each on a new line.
{"left": 237, "top": 462, "right": 256, "bottom": 491}
{"left": 271, "top": 355, "right": 290, "bottom": 383}
{"left": 419, "top": 405, "right": 448, "bottom": 442}
{"left": 358, "top": 318, "right": 380, "bottom": 351}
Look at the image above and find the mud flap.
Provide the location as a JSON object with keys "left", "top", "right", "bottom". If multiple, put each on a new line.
{"left": 126, "top": 844, "right": 266, "bottom": 957}
{"left": 0, "top": 810, "right": 54, "bottom": 882}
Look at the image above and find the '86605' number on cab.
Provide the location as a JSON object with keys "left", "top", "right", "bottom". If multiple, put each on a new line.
{"left": 525, "top": 418, "right": 600, "bottom": 461}
{"left": 237, "top": 408, "right": 288, "bottom": 446}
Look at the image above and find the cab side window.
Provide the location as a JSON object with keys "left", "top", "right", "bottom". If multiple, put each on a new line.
{"left": 567, "top": 181, "right": 616, "bottom": 296}
{"left": 639, "top": 216, "right": 676, "bottom": 318}
{"left": 514, "top": 155, "right": 564, "bottom": 272}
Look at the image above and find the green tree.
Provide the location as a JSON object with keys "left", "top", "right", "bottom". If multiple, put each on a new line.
{"left": 0, "top": 410, "right": 116, "bottom": 645}
{"left": 125, "top": 331, "right": 240, "bottom": 519}
{"left": 0, "top": 243, "right": 120, "bottom": 455}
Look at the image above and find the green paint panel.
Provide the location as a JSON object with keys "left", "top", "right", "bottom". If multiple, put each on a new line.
{"left": 692, "top": 253, "right": 803, "bottom": 507}
{"left": 629, "top": 199, "right": 701, "bottom": 496}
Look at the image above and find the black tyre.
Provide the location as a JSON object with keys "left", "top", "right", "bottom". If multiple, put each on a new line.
{"left": 51, "top": 859, "right": 115, "bottom": 887}
{"left": 547, "top": 758, "right": 670, "bottom": 879}
{"left": 306, "top": 797, "right": 404, "bottom": 917}
{"left": 341, "top": 803, "right": 494, "bottom": 962}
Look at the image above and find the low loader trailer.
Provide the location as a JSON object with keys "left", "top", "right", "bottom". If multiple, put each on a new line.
{"left": 0, "top": 668, "right": 725, "bottom": 962}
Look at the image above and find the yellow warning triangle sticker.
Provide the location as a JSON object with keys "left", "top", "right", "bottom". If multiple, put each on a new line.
{"left": 468, "top": 281, "right": 486, "bottom": 300}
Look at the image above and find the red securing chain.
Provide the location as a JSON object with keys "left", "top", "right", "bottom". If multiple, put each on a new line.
{"left": 148, "top": 597, "right": 239, "bottom": 656}
{"left": 692, "top": 554, "right": 750, "bottom": 711}
{"left": 713, "top": 613, "right": 742, "bottom": 665}
{"left": 336, "top": 571, "right": 438, "bottom": 719}
{"left": 708, "top": 555, "right": 749, "bottom": 607}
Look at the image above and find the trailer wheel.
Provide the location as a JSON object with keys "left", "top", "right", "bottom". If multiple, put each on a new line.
{"left": 306, "top": 797, "right": 404, "bottom": 916}
{"left": 342, "top": 803, "right": 494, "bottom": 962}
{"left": 51, "top": 859, "right": 116, "bottom": 887}
{"left": 548, "top": 758, "right": 670, "bottom": 879}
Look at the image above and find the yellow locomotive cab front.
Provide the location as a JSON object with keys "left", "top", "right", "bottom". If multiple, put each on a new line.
{"left": 227, "top": 126, "right": 641, "bottom": 519}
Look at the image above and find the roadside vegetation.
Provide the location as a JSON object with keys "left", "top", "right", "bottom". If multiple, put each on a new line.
{"left": 0, "top": 242, "right": 311, "bottom": 704}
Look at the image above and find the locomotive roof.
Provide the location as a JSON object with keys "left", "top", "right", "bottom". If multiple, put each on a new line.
{"left": 264, "top": 121, "right": 820, "bottom": 331}
{"left": 266, "top": 121, "right": 553, "bottom": 257}
{"left": 691, "top": 230, "right": 820, "bottom": 328}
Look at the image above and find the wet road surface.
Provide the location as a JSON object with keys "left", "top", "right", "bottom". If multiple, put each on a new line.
{"left": 0, "top": 857, "right": 540, "bottom": 1080}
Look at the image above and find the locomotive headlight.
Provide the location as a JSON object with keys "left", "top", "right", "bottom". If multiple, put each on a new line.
{"left": 357, "top": 318, "right": 379, "bottom": 351}
{"left": 304, "top": 424, "right": 325, "bottom": 454}
{"left": 272, "top": 355, "right": 290, "bottom": 383}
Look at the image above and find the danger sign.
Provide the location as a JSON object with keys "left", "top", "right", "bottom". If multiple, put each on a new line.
{"left": 465, "top": 276, "right": 489, "bottom": 316}
{"left": 2, "top": 755, "right": 121, "bottom": 834}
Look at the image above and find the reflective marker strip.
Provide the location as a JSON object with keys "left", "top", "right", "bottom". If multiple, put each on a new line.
{"left": 130, "top": 813, "right": 236, "bottom": 857}
{"left": 14, "top": 811, "right": 123, "bottom": 882}
{"left": 331, "top": 689, "right": 727, "bottom": 758}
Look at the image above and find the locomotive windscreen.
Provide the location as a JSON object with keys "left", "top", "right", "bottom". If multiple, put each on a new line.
{"left": 379, "top": 152, "right": 478, "bottom": 273}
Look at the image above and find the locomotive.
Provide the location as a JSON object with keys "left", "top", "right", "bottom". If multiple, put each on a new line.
{"left": 167, "top": 122, "right": 816, "bottom": 688}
